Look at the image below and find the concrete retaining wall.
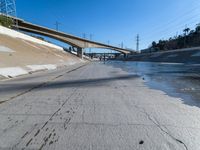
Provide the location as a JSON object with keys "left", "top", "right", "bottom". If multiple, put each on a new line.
{"left": 127, "top": 47, "right": 200, "bottom": 64}
{"left": 0, "top": 25, "right": 64, "bottom": 51}
{"left": 0, "top": 25, "right": 84, "bottom": 79}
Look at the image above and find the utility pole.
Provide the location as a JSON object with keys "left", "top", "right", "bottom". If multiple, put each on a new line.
{"left": 136, "top": 34, "right": 140, "bottom": 51}
{"left": 82, "top": 33, "right": 86, "bottom": 39}
{"left": 107, "top": 40, "right": 111, "bottom": 53}
{"left": 89, "top": 34, "right": 93, "bottom": 53}
{"left": 121, "top": 42, "right": 124, "bottom": 49}
{"left": 82, "top": 33, "right": 86, "bottom": 54}
{"left": 107, "top": 40, "right": 112, "bottom": 56}
{"left": 183, "top": 25, "right": 188, "bottom": 48}
{"left": 55, "top": 21, "right": 61, "bottom": 31}
{"left": 175, "top": 32, "right": 178, "bottom": 39}
{"left": 89, "top": 34, "right": 93, "bottom": 40}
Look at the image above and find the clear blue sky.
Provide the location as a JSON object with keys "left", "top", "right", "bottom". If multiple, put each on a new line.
{"left": 16, "top": 0, "right": 200, "bottom": 52}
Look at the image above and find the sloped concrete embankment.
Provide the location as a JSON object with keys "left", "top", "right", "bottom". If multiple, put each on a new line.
{"left": 127, "top": 47, "right": 200, "bottom": 64}
{"left": 0, "top": 25, "right": 84, "bottom": 79}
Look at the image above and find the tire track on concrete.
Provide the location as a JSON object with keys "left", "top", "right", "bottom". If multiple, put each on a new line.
{"left": 12, "top": 63, "right": 90, "bottom": 149}
{"left": 19, "top": 88, "right": 78, "bottom": 149}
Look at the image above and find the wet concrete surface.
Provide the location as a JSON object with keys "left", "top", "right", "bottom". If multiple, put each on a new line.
{"left": 107, "top": 61, "right": 200, "bottom": 108}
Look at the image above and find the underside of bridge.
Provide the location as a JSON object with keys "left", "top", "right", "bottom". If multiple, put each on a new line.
{"left": 8, "top": 17, "right": 133, "bottom": 58}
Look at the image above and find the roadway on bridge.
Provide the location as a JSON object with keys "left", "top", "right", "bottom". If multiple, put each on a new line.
{"left": 0, "top": 62, "right": 199, "bottom": 149}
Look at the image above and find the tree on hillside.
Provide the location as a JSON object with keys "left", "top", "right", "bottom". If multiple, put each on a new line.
{"left": 0, "top": 15, "right": 14, "bottom": 28}
{"left": 152, "top": 41, "right": 157, "bottom": 48}
{"left": 195, "top": 24, "right": 200, "bottom": 33}
{"left": 157, "top": 40, "right": 166, "bottom": 50}
{"left": 147, "top": 23, "right": 200, "bottom": 53}
{"left": 183, "top": 28, "right": 190, "bottom": 47}
{"left": 183, "top": 27, "right": 190, "bottom": 35}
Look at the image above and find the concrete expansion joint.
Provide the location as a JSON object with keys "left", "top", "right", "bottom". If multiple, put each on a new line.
{"left": 69, "top": 122, "right": 154, "bottom": 127}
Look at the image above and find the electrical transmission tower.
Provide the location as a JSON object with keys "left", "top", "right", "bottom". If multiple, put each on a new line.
{"left": 54, "top": 21, "right": 61, "bottom": 31}
{"left": 136, "top": 34, "right": 140, "bottom": 51}
{"left": 0, "top": 0, "right": 17, "bottom": 17}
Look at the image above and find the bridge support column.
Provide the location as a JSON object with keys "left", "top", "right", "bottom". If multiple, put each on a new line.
{"left": 77, "top": 47, "right": 83, "bottom": 59}
{"left": 124, "top": 53, "right": 127, "bottom": 59}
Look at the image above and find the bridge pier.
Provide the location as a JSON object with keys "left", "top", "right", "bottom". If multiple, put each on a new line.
{"left": 124, "top": 53, "right": 128, "bottom": 59}
{"left": 77, "top": 47, "right": 83, "bottom": 59}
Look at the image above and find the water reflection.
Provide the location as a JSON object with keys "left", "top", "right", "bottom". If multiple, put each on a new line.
{"left": 107, "top": 61, "right": 200, "bottom": 108}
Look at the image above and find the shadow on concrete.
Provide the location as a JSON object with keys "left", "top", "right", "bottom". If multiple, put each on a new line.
{"left": 0, "top": 74, "right": 138, "bottom": 94}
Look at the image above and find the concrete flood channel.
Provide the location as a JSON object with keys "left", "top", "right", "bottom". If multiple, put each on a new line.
{"left": 107, "top": 61, "right": 200, "bottom": 108}
{"left": 1, "top": 61, "right": 200, "bottom": 149}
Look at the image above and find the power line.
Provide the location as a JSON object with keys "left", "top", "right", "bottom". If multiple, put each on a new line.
{"left": 143, "top": 14, "right": 200, "bottom": 44}
{"left": 145, "top": 14, "right": 200, "bottom": 40}
{"left": 145, "top": 1, "right": 200, "bottom": 35}
{"left": 149, "top": 13, "right": 200, "bottom": 36}
{"left": 145, "top": 17, "right": 200, "bottom": 42}
{"left": 140, "top": 0, "right": 200, "bottom": 48}
{"left": 142, "top": 3, "right": 200, "bottom": 41}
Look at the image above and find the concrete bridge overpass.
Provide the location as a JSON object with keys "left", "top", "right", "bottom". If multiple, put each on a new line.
{"left": 85, "top": 52, "right": 121, "bottom": 58}
{"left": 4, "top": 16, "right": 133, "bottom": 58}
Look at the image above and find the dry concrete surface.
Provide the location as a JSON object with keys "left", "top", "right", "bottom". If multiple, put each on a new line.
{"left": 0, "top": 34, "right": 81, "bottom": 68}
{"left": 0, "top": 62, "right": 199, "bottom": 150}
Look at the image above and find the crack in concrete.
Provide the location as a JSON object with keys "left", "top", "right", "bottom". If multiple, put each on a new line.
{"left": 119, "top": 81, "right": 188, "bottom": 150}
{"left": 139, "top": 107, "right": 188, "bottom": 150}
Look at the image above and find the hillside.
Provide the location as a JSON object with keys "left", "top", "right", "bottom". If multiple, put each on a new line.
{"left": 146, "top": 24, "right": 200, "bottom": 53}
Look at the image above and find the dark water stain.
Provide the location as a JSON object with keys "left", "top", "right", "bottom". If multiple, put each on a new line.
{"left": 0, "top": 101, "right": 6, "bottom": 105}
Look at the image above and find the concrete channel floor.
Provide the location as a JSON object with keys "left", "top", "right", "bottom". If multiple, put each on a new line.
{"left": 0, "top": 62, "right": 200, "bottom": 150}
